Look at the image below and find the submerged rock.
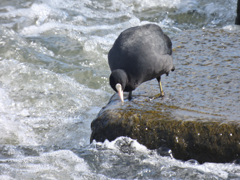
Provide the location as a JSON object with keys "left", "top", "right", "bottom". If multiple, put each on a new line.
{"left": 91, "top": 28, "right": 240, "bottom": 163}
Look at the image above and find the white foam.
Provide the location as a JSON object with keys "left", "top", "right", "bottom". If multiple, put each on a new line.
{"left": 0, "top": 59, "right": 108, "bottom": 147}
{"left": 0, "top": 3, "right": 66, "bottom": 25}
{"left": 223, "top": 24, "right": 240, "bottom": 31}
{"left": 1, "top": 0, "right": 237, "bottom": 38}
{"left": 92, "top": 137, "right": 240, "bottom": 179}
{"left": 8, "top": 0, "right": 176, "bottom": 37}
{"left": 20, "top": 22, "right": 61, "bottom": 36}
{"left": 131, "top": 0, "right": 182, "bottom": 10}
{"left": 0, "top": 150, "right": 91, "bottom": 179}
{"left": 0, "top": 175, "right": 15, "bottom": 180}
{"left": 141, "top": 149, "right": 239, "bottom": 179}
{"left": 0, "top": 74, "right": 38, "bottom": 146}
{"left": 95, "top": 137, "right": 150, "bottom": 154}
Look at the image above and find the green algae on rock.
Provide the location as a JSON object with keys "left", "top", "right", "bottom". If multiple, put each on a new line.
{"left": 91, "top": 92, "right": 240, "bottom": 163}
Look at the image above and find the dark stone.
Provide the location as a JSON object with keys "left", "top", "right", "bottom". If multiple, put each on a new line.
{"left": 236, "top": 0, "right": 240, "bottom": 25}
{"left": 91, "top": 92, "right": 240, "bottom": 163}
{"left": 91, "top": 29, "right": 240, "bottom": 163}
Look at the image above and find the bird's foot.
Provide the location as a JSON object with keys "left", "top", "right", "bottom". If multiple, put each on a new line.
{"left": 150, "top": 93, "right": 164, "bottom": 101}
{"left": 160, "top": 91, "right": 165, "bottom": 97}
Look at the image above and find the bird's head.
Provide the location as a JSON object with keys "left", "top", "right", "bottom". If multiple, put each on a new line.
{"left": 109, "top": 69, "right": 128, "bottom": 104}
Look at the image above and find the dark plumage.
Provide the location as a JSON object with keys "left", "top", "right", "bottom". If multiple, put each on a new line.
{"left": 108, "top": 24, "right": 175, "bottom": 103}
{"left": 236, "top": 0, "right": 240, "bottom": 25}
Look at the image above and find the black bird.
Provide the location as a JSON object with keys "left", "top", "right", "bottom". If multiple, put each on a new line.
{"left": 108, "top": 24, "right": 175, "bottom": 103}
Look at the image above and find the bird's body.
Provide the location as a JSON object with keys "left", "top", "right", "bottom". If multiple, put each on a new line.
{"left": 108, "top": 24, "right": 175, "bottom": 103}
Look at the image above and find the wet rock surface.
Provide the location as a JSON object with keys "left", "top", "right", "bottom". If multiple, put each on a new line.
{"left": 91, "top": 28, "right": 240, "bottom": 163}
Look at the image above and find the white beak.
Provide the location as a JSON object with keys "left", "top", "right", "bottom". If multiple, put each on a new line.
{"left": 115, "top": 83, "right": 124, "bottom": 104}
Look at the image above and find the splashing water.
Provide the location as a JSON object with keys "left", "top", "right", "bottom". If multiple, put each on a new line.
{"left": 0, "top": 0, "right": 239, "bottom": 179}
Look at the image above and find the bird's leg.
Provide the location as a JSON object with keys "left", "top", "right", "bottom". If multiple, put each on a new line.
{"left": 128, "top": 91, "right": 132, "bottom": 101}
{"left": 156, "top": 77, "right": 164, "bottom": 97}
{"left": 159, "top": 81, "right": 164, "bottom": 96}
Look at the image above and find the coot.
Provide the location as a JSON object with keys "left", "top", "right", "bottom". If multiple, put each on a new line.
{"left": 108, "top": 24, "right": 175, "bottom": 103}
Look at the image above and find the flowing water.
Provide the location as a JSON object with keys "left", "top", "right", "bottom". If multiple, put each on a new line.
{"left": 0, "top": 0, "right": 239, "bottom": 179}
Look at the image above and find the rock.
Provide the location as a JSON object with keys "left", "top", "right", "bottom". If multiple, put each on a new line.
{"left": 91, "top": 28, "right": 240, "bottom": 163}
{"left": 91, "top": 90, "right": 240, "bottom": 163}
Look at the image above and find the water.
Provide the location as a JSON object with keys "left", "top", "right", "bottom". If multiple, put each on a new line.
{"left": 0, "top": 0, "right": 239, "bottom": 179}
